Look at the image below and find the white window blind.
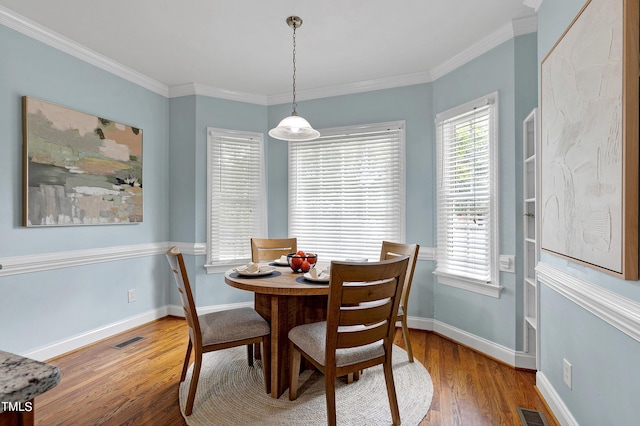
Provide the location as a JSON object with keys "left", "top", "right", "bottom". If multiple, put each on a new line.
{"left": 288, "top": 121, "right": 405, "bottom": 261}
{"left": 206, "top": 128, "right": 266, "bottom": 269}
{"left": 435, "top": 93, "right": 500, "bottom": 293}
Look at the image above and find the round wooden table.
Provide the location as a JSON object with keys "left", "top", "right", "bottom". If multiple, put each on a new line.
{"left": 225, "top": 265, "right": 329, "bottom": 398}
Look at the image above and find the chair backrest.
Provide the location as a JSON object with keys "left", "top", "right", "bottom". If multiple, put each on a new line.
{"left": 166, "top": 246, "right": 201, "bottom": 346}
{"left": 250, "top": 238, "right": 297, "bottom": 262}
{"left": 325, "top": 257, "right": 409, "bottom": 358}
{"left": 379, "top": 241, "right": 419, "bottom": 312}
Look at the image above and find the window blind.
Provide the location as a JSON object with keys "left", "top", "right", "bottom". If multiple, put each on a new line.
{"left": 435, "top": 97, "right": 498, "bottom": 286}
{"left": 207, "top": 128, "right": 266, "bottom": 266}
{"left": 288, "top": 122, "right": 405, "bottom": 261}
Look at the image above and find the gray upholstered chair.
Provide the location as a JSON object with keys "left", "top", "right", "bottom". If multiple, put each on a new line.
{"left": 166, "top": 246, "right": 271, "bottom": 416}
{"left": 380, "top": 241, "right": 420, "bottom": 362}
{"left": 288, "top": 256, "right": 409, "bottom": 426}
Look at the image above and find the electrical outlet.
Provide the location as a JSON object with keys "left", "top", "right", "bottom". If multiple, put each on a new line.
{"left": 563, "top": 358, "right": 572, "bottom": 389}
{"left": 128, "top": 289, "right": 136, "bottom": 303}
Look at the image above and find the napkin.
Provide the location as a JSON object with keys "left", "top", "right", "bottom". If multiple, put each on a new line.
{"left": 245, "top": 262, "right": 259, "bottom": 273}
{"left": 309, "top": 268, "right": 319, "bottom": 279}
{"left": 234, "top": 262, "right": 274, "bottom": 274}
{"left": 278, "top": 255, "right": 288, "bottom": 264}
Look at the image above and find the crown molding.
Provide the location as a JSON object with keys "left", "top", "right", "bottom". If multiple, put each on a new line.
{"left": 169, "top": 83, "right": 269, "bottom": 105}
{"left": 431, "top": 16, "right": 537, "bottom": 81}
{"left": 523, "top": 0, "right": 544, "bottom": 13}
{"left": 267, "top": 70, "right": 433, "bottom": 105}
{"left": 1, "top": 4, "right": 537, "bottom": 105}
{"left": 0, "top": 5, "right": 169, "bottom": 97}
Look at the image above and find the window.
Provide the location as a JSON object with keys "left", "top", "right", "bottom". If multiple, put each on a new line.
{"left": 435, "top": 92, "right": 502, "bottom": 297}
{"left": 288, "top": 121, "right": 405, "bottom": 261}
{"left": 205, "top": 128, "right": 266, "bottom": 273}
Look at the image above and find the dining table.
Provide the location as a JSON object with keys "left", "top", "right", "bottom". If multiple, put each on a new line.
{"left": 224, "top": 264, "right": 330, "bottom": 398}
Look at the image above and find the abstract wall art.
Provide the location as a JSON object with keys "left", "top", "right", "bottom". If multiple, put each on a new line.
{"left": 540, "top": 0, "right": 638, "bottom": 279}
{"left": 22, "top": 96, "right": 143, "bottom": 226}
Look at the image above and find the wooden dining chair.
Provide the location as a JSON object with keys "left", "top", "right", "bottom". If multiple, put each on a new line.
{"left": 288, "top": 256, "right": 409, "bottom": 426}
{"left": 380, "top": 241, "right": 420, "bottom": 362}
{"left": 165, "top": 246, "right": 271, "bottom": 416}
{"left": 250, "top": 237, "right": 297, "bottom": 262}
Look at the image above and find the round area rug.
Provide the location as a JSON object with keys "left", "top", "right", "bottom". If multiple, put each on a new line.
{"left": 179, "top": 345, "right": 432, "bottom": 425}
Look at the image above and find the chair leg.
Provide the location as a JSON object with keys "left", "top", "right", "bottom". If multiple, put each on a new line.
{"left": 383, "top": 358, "right": 401, "bottom": 426}
{"left": 184, "top": 349, "right": 202, "bottom": 416}
{"left": 255, "top": 342, "right": 262, "bottom": 360}
{"left": 180, "top": 340, "right": 193, "bottom": 382}
{"left": 288, "top": 343, "right": 302, "bottom": 400}
{"left": 325, "top": 374, "right": 337, "bottom": 426}
{"left": 246, "top": 344, "right": 254, "bottom": 367}
{"left": 261, "top": 336, "right": 271, "bottom": 395}
{"left": 401, "top": 317, "right": 414, "bottom": 362}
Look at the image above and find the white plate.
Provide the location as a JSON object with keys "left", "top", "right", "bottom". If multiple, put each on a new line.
{"left": 234, "top": 267, "right": 275, "bottom": 276}
{"left": 303, "top": 272, "right": 330, "bottom": 283}
{"left": 273, "top": 260, "right": 289, "bottom": 266}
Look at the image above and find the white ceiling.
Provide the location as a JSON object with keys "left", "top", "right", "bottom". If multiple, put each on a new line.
{"left": 0, "top": 0, "right": 536, "bottom": 102}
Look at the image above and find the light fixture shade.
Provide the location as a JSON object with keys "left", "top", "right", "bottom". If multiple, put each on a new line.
{"left": 269, "top": 114, "right": 320, "bottom": 141}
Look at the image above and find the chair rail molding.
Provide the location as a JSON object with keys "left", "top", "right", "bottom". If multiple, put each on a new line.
{"left": 536, "top": 261, "right": 640, "bottom": 343}
{"left": 0, "top": 242, "right": 206, "bottom": 276}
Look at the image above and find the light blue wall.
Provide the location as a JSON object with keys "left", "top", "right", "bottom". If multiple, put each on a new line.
{"left": 431, "top": 35, "right": 537, "bottom": 350}
{"left": 0, "top": 24, "right": 170, "bottom": 354}
{"left": 267, "top": 84, "right": 437, "bottom": 319}
{"left": 537, "top": 1, "right": 640, "bottom": 423}
{"left": 184, "top": 95, "right": 268, "bottom": 307}
{"left": 0, "top": 18, "right": 539, "bottom": 360}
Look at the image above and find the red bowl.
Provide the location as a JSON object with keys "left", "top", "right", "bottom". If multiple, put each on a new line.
{"left": 286, "top": 253, "right": 318, "bottom": 273}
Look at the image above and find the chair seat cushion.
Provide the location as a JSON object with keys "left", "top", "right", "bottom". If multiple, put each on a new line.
{"left": 288, "top": 321, "right": 384, "bottom": 368}
{"left": 199, "top": 307, "right": 270, "bottom": 346}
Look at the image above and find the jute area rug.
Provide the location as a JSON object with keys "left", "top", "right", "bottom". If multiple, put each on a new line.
{"left": 179, "top": 345, "right": 433, "bottom": 425}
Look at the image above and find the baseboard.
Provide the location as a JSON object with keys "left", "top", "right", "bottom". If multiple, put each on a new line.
{"left": 433, "top": 320, "right": 518, "bottom": 367}
{"left": 24, "top": 307, "right": 532, "bottom": 372}
{"left": 536, "top": 371, "right": 579, "bottom": 426}
{"left": 24, "top": 307, "right": 169, "bottom": 361}
{"left": 405, "top": 316, "right": 536, "bottom": 369}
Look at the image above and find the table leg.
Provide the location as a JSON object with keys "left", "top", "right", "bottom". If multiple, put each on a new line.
{"left": 254, "top": 293, "right": 328, "bottom": 398}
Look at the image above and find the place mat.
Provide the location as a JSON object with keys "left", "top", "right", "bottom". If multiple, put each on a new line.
{"left": 179, "top": 345, "right": 432, "bottom": 425}
{"left": 228, "top": 271, "right": 282, "bottom": 279}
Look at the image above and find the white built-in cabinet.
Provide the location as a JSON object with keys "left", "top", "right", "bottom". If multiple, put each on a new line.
{"left": 523, "top": 108, "right": 539, "bottom": 369}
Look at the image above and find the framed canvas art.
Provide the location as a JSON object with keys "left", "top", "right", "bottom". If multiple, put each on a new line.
{"left": 22, "top": 96, "right": 143, "bottom": 226}
{"left": 540, "top": 0, "right": 638, "bottom": 279}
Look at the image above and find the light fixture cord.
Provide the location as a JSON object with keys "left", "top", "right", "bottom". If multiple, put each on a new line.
{"left": 291, "top": 22, "right": 297, "bottom": 114}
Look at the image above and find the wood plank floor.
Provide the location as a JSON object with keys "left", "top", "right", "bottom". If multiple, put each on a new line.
{"left": 34, "top": 316, "right": 558, "bottom": 425}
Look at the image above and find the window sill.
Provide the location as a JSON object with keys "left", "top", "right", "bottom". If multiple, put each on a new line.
{"left": 434, "top": 271, "right": 503, "bottom": 298}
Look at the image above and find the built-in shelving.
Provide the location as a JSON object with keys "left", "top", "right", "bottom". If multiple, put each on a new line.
{"left": 522, "top": 108, "right": 539, "bottom": 369}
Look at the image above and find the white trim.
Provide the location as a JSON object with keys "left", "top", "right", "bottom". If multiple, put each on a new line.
{"left": 0, "top": 242, "right": 206, "bottom": 276}
{"left": 523, "top": 0, "right": 544, "bottom": 13}
{"left": 435, "top": 272, "right": 504, "bottom": 298}
{"left": 433, "top": 320, "right": 516, "bottom": 365}
{"left": 406, "top": 316, "right": 533, "bottom": 369}
{"left": 22, "top": 307, "right": 169, "bottom": 361}
{"left": 536, "top": 371, "right": 579, "bottom": 426}
{"left": 0, "top": 5, "right": 535, "bottom": 104}
{"left": 169, "top": 83, "right": 269, "bottom": 105}
{"left": 267, "top": 71, "right": 433, "bottom": 105}
{"left": 431, "top": 17, "right": 537, "bottom": 81}
{"left": 537, "top": 262, "right": 640, "bottom": 343}
{"left": 0, "top": 6, "right": 168, "bottom": 97}
{"left": 417, "top": 247, "right": 436, "bottom": 262}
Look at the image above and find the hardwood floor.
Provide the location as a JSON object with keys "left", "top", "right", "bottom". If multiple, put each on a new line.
{"left": 34, "top": 316, "right": 558, "bottom": 425}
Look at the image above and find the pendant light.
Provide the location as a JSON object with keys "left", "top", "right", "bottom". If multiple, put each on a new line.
{"left": 269, "top": 16, "right": 320, "bottom": 141}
